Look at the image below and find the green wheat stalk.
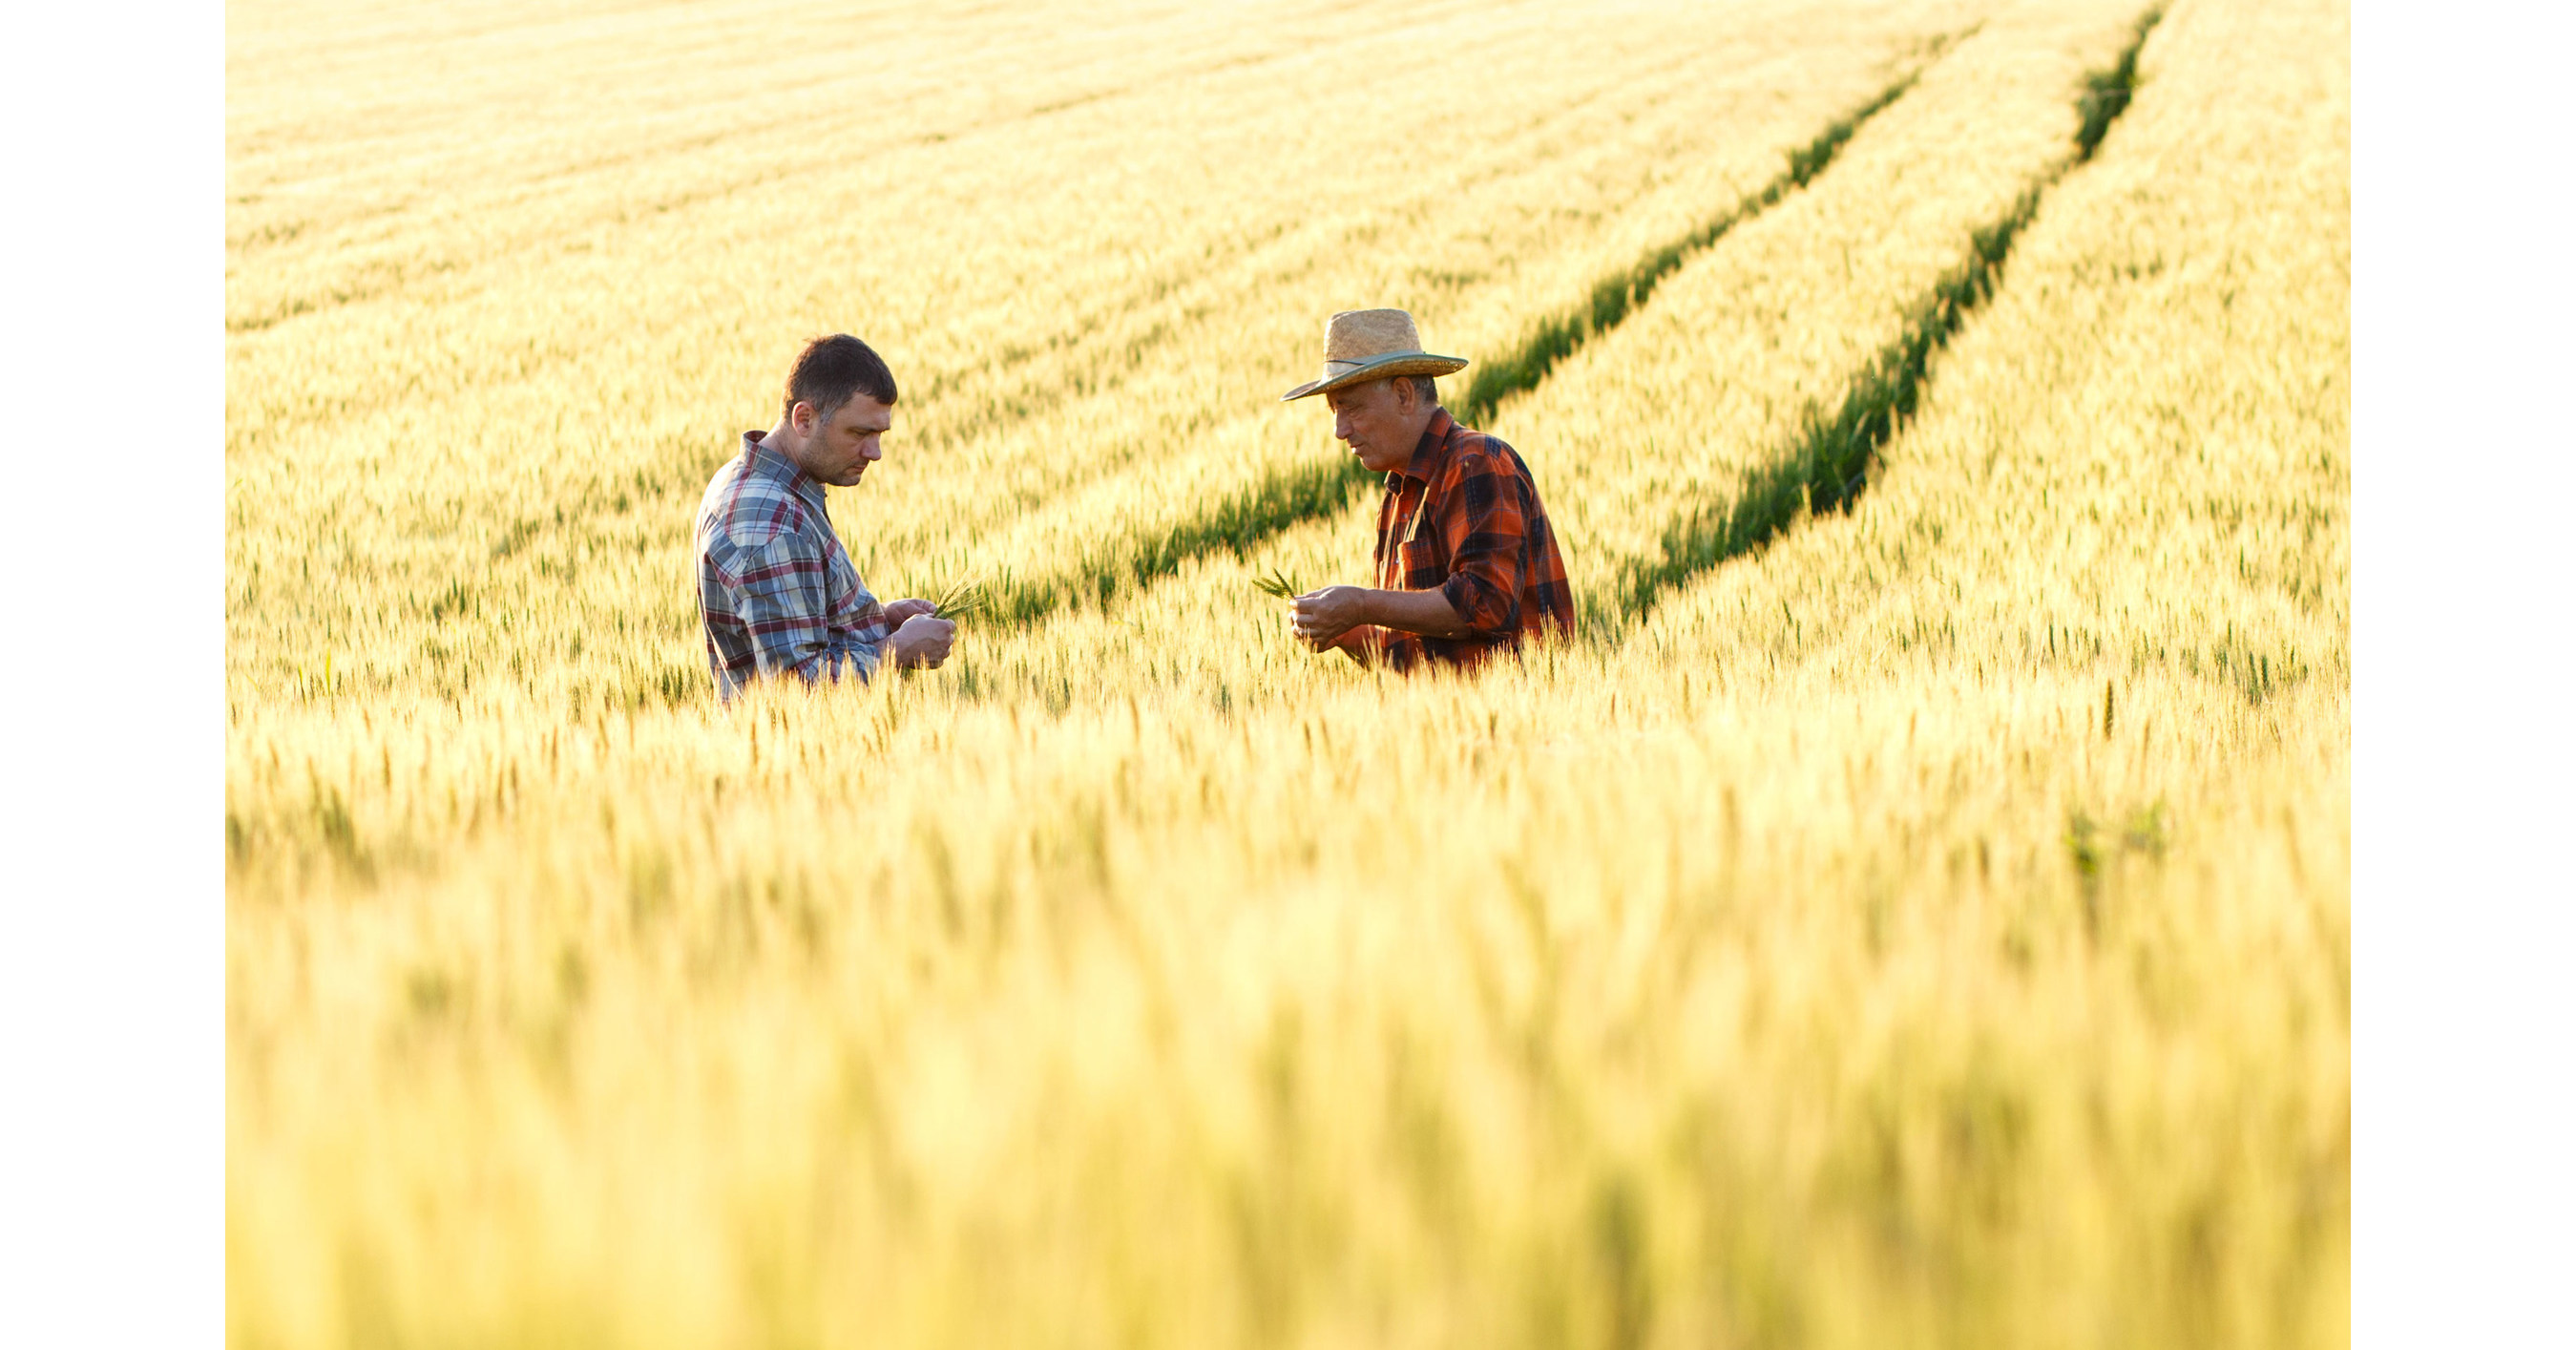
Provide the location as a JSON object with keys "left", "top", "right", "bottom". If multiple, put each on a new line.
{"left": 929, "top": 576, "right": 989, "bottom": 622}
{"left": 1249, "top": 565, "right": 1307, "bottom": 601}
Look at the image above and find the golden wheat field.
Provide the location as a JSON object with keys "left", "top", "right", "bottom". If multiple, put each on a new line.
{"left": 225, "top": 0, "right": 2350, "bottom": 1344}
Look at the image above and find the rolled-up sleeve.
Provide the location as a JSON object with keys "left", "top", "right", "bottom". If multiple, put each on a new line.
{"left": 1435, "top": 455, "right": 1528, "bottom": 635}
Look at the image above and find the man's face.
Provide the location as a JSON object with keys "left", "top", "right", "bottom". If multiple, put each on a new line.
{"left": 788, "top": 394, "right": 892, "bottom": 487}
{"left": 1327, "top": 377, "right": 1425, "bottom": 475}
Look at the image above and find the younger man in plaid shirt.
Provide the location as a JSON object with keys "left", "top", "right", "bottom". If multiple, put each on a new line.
{"left": 696, "top": 335, "right": 955, "bottom": 701}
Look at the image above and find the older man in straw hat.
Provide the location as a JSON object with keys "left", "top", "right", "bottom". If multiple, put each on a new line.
{"left": 1279, "top": 308, "right": 1575, "bottom": 669}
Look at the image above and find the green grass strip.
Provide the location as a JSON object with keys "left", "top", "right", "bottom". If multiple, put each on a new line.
{"left": 981, "top": 454, "right": 1375, "bottom": 622}
{"left": 2077, "top": 7, "right": 2165, "bottom": 162}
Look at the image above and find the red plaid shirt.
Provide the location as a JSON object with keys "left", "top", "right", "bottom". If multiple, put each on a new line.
{"left": 1347, "top": 408, "right": 1575, "bottom": 670}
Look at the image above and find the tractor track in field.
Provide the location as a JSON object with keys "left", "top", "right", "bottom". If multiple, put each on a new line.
{"left": 1602, "top": 4, "right": 2167, "bottom": 635}
{"left": 976, "top": 43, "right": 1966, "bottom": 626}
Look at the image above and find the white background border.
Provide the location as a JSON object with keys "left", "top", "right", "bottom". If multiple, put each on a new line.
{"left": 2352, "top": 1, "right": 2575, "bottom": 1344}
{"left": 0, "top": 0, "right": 225, "bottom": 1342}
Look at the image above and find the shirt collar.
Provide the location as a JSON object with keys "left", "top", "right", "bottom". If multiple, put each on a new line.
{"left": 1397, "top": 408, "right": 1459, "bottom": 484}
{"left": 742, "top": 431, "right": 825, "bottom": 504}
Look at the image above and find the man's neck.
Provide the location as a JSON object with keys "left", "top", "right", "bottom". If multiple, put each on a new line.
{"left": 1394, "top": 406, "right": 1449, "bottom": 478}
{"left": 755, "top": 421, "right": 817, "bottom": 483}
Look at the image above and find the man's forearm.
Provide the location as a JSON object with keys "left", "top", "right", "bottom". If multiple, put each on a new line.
{"left": 1361, "top": 586, "right": 1475, "bottom": 640}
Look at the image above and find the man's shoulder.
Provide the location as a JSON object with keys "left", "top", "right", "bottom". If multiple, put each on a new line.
{"left": 1437, "top": 421, "right": 1529, "bottom": 485}
{"left": 702, "top": 457, "right": 817, "bottom": 551}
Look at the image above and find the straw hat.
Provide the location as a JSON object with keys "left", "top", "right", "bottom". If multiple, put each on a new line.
{"left": 1279, "top": 308, "right": 1469, "bottom": 401}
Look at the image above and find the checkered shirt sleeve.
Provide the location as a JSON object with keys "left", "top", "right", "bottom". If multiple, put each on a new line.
{"left": 723, "top": 531, "right": 890, "bottom": 685}
{"left": 1426, "top": 445, "right": 1538, "bottom": 635}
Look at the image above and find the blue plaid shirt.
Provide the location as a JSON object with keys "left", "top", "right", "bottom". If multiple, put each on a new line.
{"left": 695, "top": 432, "right": 892, "bottom": 700}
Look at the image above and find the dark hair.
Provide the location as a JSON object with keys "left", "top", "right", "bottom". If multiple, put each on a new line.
{"left": 782, "top": 334, "right": 898, "bottom": 420}
{"left": 1399, "top": 373, "right": 1438, "bottom": 407}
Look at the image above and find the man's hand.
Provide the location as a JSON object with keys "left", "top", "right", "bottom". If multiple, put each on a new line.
{"left": 1292, "top": 584, "right": 1475, "bottom": 651}
{"left": 882, "top": 597, "right": 938, "bottom": 626}
{"left": 890, "top": 614, "right": 956, "bottom": 669}
{"left": 1291, "top": 585, "right": 1373, "bottom": 651}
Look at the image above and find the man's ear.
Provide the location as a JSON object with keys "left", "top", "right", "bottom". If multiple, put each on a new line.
{"left": 790, "top": 400, "right": 815, "bottom": 435}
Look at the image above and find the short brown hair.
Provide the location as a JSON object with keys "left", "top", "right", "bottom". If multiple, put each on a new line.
{"left": 782, "top": 334, "right": 898, "bottom": 419}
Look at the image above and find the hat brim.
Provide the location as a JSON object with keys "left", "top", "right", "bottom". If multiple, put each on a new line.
{"left": 1280, "top": 351, "right": 1470, "bottom": 401}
